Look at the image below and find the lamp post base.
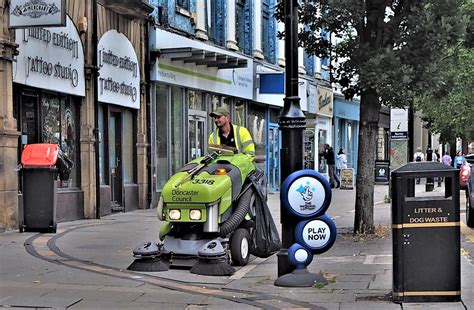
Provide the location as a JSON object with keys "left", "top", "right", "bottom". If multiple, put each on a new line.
{"left": 274, "top": 268, "right": 328, "bottom": 287}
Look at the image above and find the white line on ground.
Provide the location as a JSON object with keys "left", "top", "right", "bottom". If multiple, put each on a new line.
{"left": 229, "top": 258, "right": 266, "bottom": 280}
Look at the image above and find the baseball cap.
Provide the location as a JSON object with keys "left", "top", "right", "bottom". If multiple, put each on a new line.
{"left": 209, "top": 106, "right": 230, "bottom": 117}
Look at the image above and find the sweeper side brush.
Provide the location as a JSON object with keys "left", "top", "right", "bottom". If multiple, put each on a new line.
{"left": 190, "top": 240, "right": 235, "bottom": 276}
{"left": 127, "top": 241, "right": 169, "bottom": 272}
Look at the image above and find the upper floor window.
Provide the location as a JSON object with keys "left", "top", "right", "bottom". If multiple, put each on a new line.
{"left": 262, "top": 0, "right": 270, "bottom": 60}
{"left": 207, "top": 0, "right": 225, "bottom": 46}
{"left": 236, "top": 0, "right": 252, "bottom": 55}
{"left": 177, "top": 0, "right": 190, "bottom": 10}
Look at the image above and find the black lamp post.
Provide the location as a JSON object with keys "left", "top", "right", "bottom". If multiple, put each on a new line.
{"left": 276, "top": 0, "right": 306, "bottom": 278}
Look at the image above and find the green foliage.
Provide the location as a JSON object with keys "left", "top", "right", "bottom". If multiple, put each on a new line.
{"left": 277, "top": 0, "right": 465, "bottom": 106}
{"left": 415, "top": 46, "right": 474, "bottom": 142}
{"left": 276, "top": 0, "right": 465, "bottom": 233}
{"left": 414, "top": 1, "right": 473, "bottom": 142}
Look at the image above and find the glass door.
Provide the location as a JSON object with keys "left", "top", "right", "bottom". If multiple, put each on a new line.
{"left": 109, "top": 112, "right": 123, "bottom": 211}
{"left": 188, "top": 111, "right": 207, "bottom": 161}
{"left": 267, "top": 124, "right": 280, "bottom": 192}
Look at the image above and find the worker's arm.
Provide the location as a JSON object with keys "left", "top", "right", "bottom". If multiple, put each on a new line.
{"left": 239, "top": 127, "right": 256, "bottom": 162}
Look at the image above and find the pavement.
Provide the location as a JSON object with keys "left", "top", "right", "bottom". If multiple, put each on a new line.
{"left": 0, "top": 182, "right": 473, "bottom": 309}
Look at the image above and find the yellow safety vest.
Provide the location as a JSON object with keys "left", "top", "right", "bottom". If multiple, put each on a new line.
{"left": 208, "top": 124, "right": 256, "bottom": 162}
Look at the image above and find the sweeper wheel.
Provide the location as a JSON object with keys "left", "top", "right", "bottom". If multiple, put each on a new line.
{"left": 230, "top": 228, "right": 250, "bottom": 266}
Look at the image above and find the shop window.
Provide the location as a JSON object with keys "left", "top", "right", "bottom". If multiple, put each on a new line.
{"left": 98, "top": 104, "right": 107, "bottom": 185}
{"left": 41, "top": 94, "right": 61, "bottom": 144}
{"left": 156, "top": 84, "right": 169, "bottom": 191}
{"left": 171, "top": 86, "right": 184, "bottom": 174}
{"left": 318, "top": 129, "right": 327, "bottom": 174}
{"left": 247, "top": 104, "right": 266, "bottom": 171}
{"left": 347, "top": 121, "right": 354, "bottom": 168}
{"left": 235, "top": 99, "right": 246, "bottom": 127}
{"left": 122, "top": 110, "right": 134, "bottom": 184}
{"left": 40, "top": 92, "right": 80, "bottom": 188}
{"left": 188, "top": 90, "right": 205, "bottom": 111}
{"left": 269, "top": 107, "right": 280, "bottom": 124}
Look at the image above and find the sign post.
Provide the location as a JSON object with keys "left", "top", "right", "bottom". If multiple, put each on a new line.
{"left": 276, "top": 0, "right": 306, "bottom": 279}
{"left": 275, "top": 170, "right": 336, "bottom": 287}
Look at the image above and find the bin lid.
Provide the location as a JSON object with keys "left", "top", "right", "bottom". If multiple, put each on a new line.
{"left": 392, "top": 161, "right": 455, "bottom": 175}
{"left": 21, "top": 143, "right": 59, "bottom": 167}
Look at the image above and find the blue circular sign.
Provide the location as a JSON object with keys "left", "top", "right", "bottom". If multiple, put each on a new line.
{"left": 295, "top": 215, "right": 337, "bottom": 254}
{"left": 288, "top": 243, "right": 313, "bottom": 268}
{"left": 281, "top": 170, "right": 332, "bottom": 218}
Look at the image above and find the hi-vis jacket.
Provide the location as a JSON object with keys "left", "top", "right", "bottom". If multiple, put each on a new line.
{"left": 208, "top": 124, "right": 256, "bottom": 162}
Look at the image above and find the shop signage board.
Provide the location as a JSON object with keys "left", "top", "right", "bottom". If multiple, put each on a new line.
{"left": 151, "top": 29, "right": 253, "bottom": 100}
{"left": 13, "top": 15, "right": 85, "bottom": 96}
{"left": 317, "top": 85, "right": 333, "bottom": 117}
{"left": 9, "top": 0, "right": 66, "bottom": 29}
{"left": 97, "top": 30, "right": 140, "bottom": 109}
{"left": 390, "top": 108, "right": 409, "bottom": 140}
{"left": 340, "top": 168, "right": 354, "bottom": 189}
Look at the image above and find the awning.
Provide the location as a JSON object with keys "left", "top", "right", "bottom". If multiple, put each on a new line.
{"left": 155, "top": 47, "right": 248, "bottom": 69}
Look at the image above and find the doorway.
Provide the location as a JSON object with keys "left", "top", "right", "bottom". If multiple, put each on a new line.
{"left": 109, "top": 112, "right": 123, "bottom": 211}
{"left": 267, "top": 124, "right": 280, "bottom": 192}
{"left": 188, "top": 110, "right": 207, "bottom": 161}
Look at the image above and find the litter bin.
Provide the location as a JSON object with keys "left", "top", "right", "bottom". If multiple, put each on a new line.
{"left": 391, "top": 162, "right": 460, "bottom": 302}
{"left": 20, "top": 144, "right": 60, "bottom": 233}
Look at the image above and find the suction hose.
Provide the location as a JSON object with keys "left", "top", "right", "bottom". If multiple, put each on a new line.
{"left": 219, "top": 187, "right": 254, "bottom": 237}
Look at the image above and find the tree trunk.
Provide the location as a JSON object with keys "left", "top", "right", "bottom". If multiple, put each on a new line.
{"left": 354, "top": 89, "right": 380, "bottom": 234}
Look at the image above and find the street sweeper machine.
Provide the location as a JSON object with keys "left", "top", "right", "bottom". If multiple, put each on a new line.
{"left": 128, "top": 145, "right": 281, "bottom": 276}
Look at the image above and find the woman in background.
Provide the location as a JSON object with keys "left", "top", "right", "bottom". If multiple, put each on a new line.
{"left": 336, "top": 148, "right": 348, "bottom": 188}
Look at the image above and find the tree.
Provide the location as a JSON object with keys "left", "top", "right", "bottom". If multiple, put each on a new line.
{"left": 414, "top": 2, "right": 474, "bottom": 143}
{"left": 278, "top": 0, "right": 464, "bottom": 234}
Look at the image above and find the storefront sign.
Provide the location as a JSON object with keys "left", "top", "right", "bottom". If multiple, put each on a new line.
{"left": 308, "top": 85, "right": 317, "bottom": 114}
{"left": 98, "top": 30, "right": 140, "bottom": 109}
{"left": 9, "top": 0, "right": 66, "bottom": 28}
{"left": 13, "top": 15, "right": 85, "bottom": 96}
{"left": 390, "top": 108, "right": 408, "bottom": 140}
{"left": 340, "top": 168, "right": 354, "bottom": 189}
{"left": 151, "top": 29, "right": 253, "bottom": 100}
{"left": 255, "top": 68, "right": 309, "bottom": 109}
{"left": 317, "top": 86, "right": 333, "bottom": 117}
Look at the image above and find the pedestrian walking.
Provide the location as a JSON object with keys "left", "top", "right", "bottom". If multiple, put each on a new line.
{"left": 439, "top": 151, "right": 452, "bottom": 187}
{"left": 453, "top": 151, "right": 465, "bottom": 168}
{"left": 336, "top": 148, "right": 348, "bottom": 186}
{"left": 414, "top": 147, "right": 424, "bottom": 184}
{"left": 442, "top": 152, "right": 452, "bottom": 166}
{"left": 323, "top": 144, "right": 339, "bottom": 188}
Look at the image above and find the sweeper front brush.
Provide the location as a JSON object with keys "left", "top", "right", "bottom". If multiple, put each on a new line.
{"left": 190, "top": 240, "right": 235, "bottom": 276}
{"left": 127, "top": 241, "right": 169, "bottom": 272}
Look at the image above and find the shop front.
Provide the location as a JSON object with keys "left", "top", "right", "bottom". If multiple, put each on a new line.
{"left": 149, "top": 28, "right": 254, "bottom": 204}
{"left": 254, "top": 63, "right": 310, "bottom": 192}
{"left": 315, "top": 85, "right": 334, "bottom": 180}
{"left": 333, "top": 94, "right": 360, "bottom": 172}
{"left": 97, "top": 30, "right": 141, "bottom": 215}
{"left": 13, "top": 16, "right": 85, "bottom": 221}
